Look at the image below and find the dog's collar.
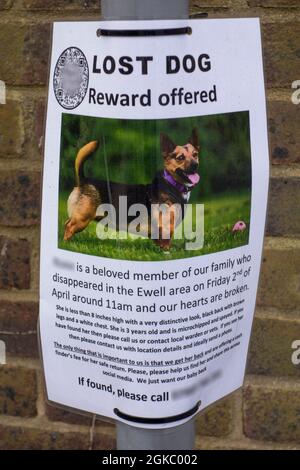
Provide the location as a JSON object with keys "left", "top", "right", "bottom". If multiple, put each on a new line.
{"left": 163, "top": 170, "right": 190, "bottom": 194}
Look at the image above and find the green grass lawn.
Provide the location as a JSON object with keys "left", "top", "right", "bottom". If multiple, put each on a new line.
{"left": 58, "top": 190, "right": 250, "bottom": 261}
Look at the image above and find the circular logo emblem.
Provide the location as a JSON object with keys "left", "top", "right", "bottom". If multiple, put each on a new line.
{"left": 53, "top": 47, "right": 89, "bottom": 110}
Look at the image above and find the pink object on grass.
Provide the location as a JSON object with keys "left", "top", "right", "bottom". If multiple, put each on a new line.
{"left": 232, "top": 221, "right": 247, "bottom": 232}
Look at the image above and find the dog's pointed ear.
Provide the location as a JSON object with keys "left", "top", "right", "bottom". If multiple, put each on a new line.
{"left": 161, "top": 133, "right": 176, "bottom": 157}
{"left": 189, "top": 128, "right": 199, "bottom": 150}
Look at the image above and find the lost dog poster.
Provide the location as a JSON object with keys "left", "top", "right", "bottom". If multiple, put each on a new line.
{"left": 40, "top": 19, "right": 269, "bottom": 428}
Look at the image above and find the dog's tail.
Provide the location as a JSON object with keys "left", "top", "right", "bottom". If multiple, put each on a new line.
{"left": 75, "top": 141, "right": 99, "bottom": 186}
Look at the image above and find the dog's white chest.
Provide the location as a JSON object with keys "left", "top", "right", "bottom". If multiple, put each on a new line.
{"left": 183, "top": 192, "right": 191, "bottom": 203}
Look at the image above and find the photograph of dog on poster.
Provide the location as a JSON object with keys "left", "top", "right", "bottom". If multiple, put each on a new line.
{"left": 58, "top": 112, "right": 252, "bottom": 261}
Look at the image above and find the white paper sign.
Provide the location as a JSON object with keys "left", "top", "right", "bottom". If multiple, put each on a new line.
{"left": 40, "top": 19, "right": 269, "bottom": 429}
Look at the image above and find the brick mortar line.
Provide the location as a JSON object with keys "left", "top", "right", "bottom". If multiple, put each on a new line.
{"left": 1, "top": 161, "right": 300, "bottom": 174}
{"left": 269, "top": 168, "right": 300, "bottom": 179}
{"left": 6, "top": 86, "right": 293, "bottom": 100}
{"left": 0, "top": 225, "right": 40, "bottom": 239}
{"left": 264, "top": 236, "right": 300, "bottom": 250}
{"left": 255, "top": 307, "right": 300, "bottom": 321}
{"left": 0, "top": 233, "right": 299, "bottom": 300}
{"left": 1, "top": 416, "right": 246, "bottom": 450}
{"left": 230, "top": 389, "right": 244, "bottom": 440}
{"left": 267, "top": 88, "right": 296, "bottom": 101}
{"left": 0, "top": 330, "right": 36, "bottom": 335}
{"left": 30, "top": 252, "right": 40, "bottom": 291}
{"left": 2, "top": 412, "right": 298, "bottom": 449}
{"left": 3, "top": 0, "right": 297, "bottom": 12}
{"left": 0, "top": 9, "right": 300, "bottom": 23}
{"left": 5, "top": 353, "right": 300, "bottom": 389}
{"left": 245, "top": 374, "right": 300, "bottom": 389}
{"left": 254, "top": 312, "right": 300, "bottom": 323}
{"left": 228, "top": 0, "right": 249, "bottom": 7}
{"left": 195, "top": 434, "right": 300, "bottom": 450}
{"left": 0, "top": 159, "right": 42, "bottom": 167}
{"left": 0, "top": 14, "right": 100, "bottom": 23}
{"left": 0, "top": 0, "right": 299, "bottom": 444}
{"left": 0, "top": 410, "right": 116, "bottom": 438}
{"left": 0, "top": 161, "right": 42, "bottom": 171}
{"left": 1, "top": 305, "right": 297, "bottom": 329}
{"left": 36, "top": 368, "right": 47, "bottom": 418}
{"left": 7, "top": 87, "right": 47, "bottom": 99}
{"left": 0, "top": 413, "right": 104, "bottom": 435}
{"left": 271, "top": 165, "right": 300, "bottom": 178}
{"left": 194, "top": 8, "right": 300, "bottom": 23}
{"left": 0, "top": 291, "right": 39, "bottom": 302}
{"left": 5, "top": 355, "right": 40, "bottom": 369}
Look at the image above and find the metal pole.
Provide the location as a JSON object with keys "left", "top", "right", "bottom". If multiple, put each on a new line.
{"left": 101, "top": 0, "right": 195, "bottom": 451}
{"left": 102, "top": 0, "right": 189, "bottom": 21}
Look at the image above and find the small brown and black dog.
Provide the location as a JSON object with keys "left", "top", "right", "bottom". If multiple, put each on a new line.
{"left": 64, "top": 129, "right": 200, "bottom": 251}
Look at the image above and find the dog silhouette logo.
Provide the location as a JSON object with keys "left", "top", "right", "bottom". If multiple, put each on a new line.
{"left": 53, "top": 47, "right": 89, "bottom": 110}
